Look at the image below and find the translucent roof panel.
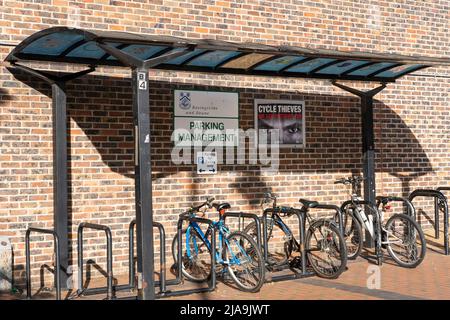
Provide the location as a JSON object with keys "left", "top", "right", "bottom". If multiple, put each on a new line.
{"left": 316, "top": 60, "right": 371, "bottom": 75}
{"left": 376, "top": 64, "right": 425, "bottom": 78}
{"left": 347, "top": 62, "right": 397, "bottom": 76}
{"left": 165, "top": 49, "right": 207, "bottom": 65}
{"left": 67, "top": 41, "right": 121, "bottom": 59}
{"left": 7, "top": 27, "right": 449, "bottom": 82}
{"left": 22, "top": 32, "right": 84, "bottom": 56}
{"left": 107, "top": 45, "right": 168, "bottom": 60}
{"left": 286, "top": 58, "right": 335, "bottom": 73}
{"left": 221, "top": 53, "right": 274, "bottom": 69}
{"left": 187, "top": 50, "right": 241, "bottom": 68}
{"left": 254, "top": 56, "right": 306, "bottom": 71}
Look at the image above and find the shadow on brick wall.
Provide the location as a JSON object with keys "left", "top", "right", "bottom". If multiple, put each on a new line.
{"left": 5, "top": 71, "right": 434, "bottom": 206}
{"left": 0, "top": 86, "right": 27, "bottom": 293}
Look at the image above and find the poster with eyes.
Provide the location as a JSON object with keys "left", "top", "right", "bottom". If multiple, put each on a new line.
{"left": 254, "top": 99, "right": 305, "bottom": 148}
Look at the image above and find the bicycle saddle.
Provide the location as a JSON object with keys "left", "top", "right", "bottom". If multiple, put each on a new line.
{"left": 214, "top": 202, "right": 231, "bottom": 211}
{"left": 299, "top": 199, "right": 319, "bottom": 208}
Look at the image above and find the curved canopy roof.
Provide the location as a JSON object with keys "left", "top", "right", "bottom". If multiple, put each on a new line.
{"left": 5, "top": 27, "right": 450, "bottom": 82}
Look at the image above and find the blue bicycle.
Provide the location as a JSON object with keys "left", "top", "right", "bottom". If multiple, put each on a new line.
{"left": 172, "top": 197, "right": 265, "bottom": 292}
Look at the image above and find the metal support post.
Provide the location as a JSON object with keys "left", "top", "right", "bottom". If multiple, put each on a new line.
{"left": 331, "top": 80, "right": 386, "bottom": 247}
{"left": 8, "top": 63, "right": 94, "bottom": 289}
{"left": 131, "top": 67, "right": 155, "bottom": 300}
{"left": 96, "top": 42, "right": 193, "bottom": 300}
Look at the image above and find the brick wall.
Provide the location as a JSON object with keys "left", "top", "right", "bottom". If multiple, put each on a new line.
{"left": 0, "top": 0, "right": 449, "bottom": 290}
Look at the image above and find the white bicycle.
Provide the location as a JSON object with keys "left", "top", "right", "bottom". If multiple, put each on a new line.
{"left": 336, "top": 176, "right": 426, "bottom": 268}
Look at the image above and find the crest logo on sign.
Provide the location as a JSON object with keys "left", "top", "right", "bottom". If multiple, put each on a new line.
{"left": 179, "top": 92, "right": 191, "bottom": 110}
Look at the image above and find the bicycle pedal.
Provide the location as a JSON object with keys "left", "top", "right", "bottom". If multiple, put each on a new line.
{"left": 289, "top": 256, "right": 303, "bottom": 269}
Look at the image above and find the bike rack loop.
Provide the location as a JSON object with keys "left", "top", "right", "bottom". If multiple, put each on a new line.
{"left": 311, "top": 204, "right": 344, "bottom": 235}
{"left": 222, "top": 211, "right": 262, "bottom": 248}
{"left": 436, "top": 187, "right": 450, "bottom": 240}
{"left": 156, "top": 215, "right": 217, "bottom": 298}
{"left": 375, "top": 196, "right": 416, "bottom": 220}
{"left": 80, "top": 219, "right": 175, "bottom": 298}
{"left": 128, "top": 219, "right": 178, "bottom": 294}
{"left": 77, "top": 222, "right": 115, "bottom": 299}
{"left": 261, "top": 208, "right": 314, "bottom": 283}
{"left": 25, "top": 227, "right": 61, "bottom": 300}
{"left": 409, "top": 189, "right": 449, "bottom": 255}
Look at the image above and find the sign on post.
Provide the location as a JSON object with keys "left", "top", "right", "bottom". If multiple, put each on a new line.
{"left": 196, "top": 151, "right": 217, "bottom": 174}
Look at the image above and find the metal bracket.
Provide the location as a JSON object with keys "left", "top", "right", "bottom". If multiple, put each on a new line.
{"left": 97, "top": 42, "right": 194, "bottom": 69}
{"left": 8, "top": 62, "right": 95, "bottom": 84}
{"left": 331, "top": 80, "right": 387, "bottom": 98}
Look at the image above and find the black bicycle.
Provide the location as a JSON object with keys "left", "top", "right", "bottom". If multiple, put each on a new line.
{"left": 336, "top": 176, "right": 426, "bottom": 267}
{"left": 244, "top": 193, "right": 348, "bottom": 279}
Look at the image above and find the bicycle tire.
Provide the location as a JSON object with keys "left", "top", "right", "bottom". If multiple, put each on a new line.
{"left": 338, "top": 208, "right": 363, "bottom": 260}
{"left": 373, "top": 214, "right": 383, "bottom": 266}
{"left": 224, "top": 231, "right": 265, "bottom": 292}
{"left": 244, "top": 219, "right": 292, "bottom": 267}
{"left": 171, "top": 228, "right": 212, "bottom": 282}
{"left": 384, "top": 214, "right": 426, "bottom": 268}
{"left": 305, "top": 219, "right": 348, "bottom": 279}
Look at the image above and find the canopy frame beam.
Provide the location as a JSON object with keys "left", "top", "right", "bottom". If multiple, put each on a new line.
{"left": 331, "top": 80, "right": 386, "bottom": 247}
{"left": 93, "top": 41, "right": 194, "bottom": 300}
{"left": 7, "top": 63, "right": 95, "bottom": 288}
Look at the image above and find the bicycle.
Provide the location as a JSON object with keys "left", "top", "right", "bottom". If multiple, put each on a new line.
{"left": 171, "top": 197, "right": 265, "bottom": 292}
{"left": 244, "top": 193, "right": 348, "bottom": 279}
{"left": 336, "top": 176, "right": 426, "bottom": 267}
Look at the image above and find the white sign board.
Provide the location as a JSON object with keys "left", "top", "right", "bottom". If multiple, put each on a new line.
{"left": 197, "top": 151, "right": 217, "bottom": 174}
{"left": 173, "top": 90, "right": 239, "bottom": 146}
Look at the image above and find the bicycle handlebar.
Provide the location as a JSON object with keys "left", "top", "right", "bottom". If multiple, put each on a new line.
{"left": 180, "top": 197, "right": 215, "bottom": 218}
{"left": 334, "top": 176, "right": 364, "bottom": 185}
{"left": 260, "top": 192, "right": 276, "bottom": 206}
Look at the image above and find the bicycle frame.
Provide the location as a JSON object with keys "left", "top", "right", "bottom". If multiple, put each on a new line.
{"left": 345, "top": 199, "right": 416, "bottom": 259}
{"left": 267, "top": 213, "right": 300, "bottom": 250}
{"left": 185, "top": 219, "right": 250, "bottom": 267}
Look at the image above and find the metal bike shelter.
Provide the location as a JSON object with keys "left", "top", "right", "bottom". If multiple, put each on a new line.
{"left": 4, "top": 27, "right": 450, "bottom": 300}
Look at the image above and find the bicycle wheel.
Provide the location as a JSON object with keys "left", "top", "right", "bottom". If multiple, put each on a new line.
{"left": 223, "top": 231, "right": 265, "bottom": 292}
{"left": 340, "top": 209, "right": 363, "bottom": 260}
{"left": 384, "top": 214, "right": 426, "bottom": 268}
{"left": 305, "top": 219, "right": 347, "bottom": 279}
{"left": 244, "top": 219, "right": 292, "bottom": 267}
{"left": 171, "top": 228, "right": 212, "bottom": 282}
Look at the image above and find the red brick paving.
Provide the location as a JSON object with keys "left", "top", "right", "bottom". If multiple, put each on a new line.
{"left": 5, "top": 230, "right": 450, "bottom": 300}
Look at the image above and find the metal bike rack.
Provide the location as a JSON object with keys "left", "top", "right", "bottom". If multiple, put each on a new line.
{"left": 128, "top": 219, "right": 181, "bottom": 294}
{"left": 261, "top": 208, "right": 314, "bottom": 283}
{"left": 25, "top": 227, "right": 61, "bottom": 300}
{"left": 375, "top": 196, "right": 416, "bottom": 220}
{"left": 77, "top": 216, "right": 216, "bottom": 300}
{"left": 312, "top": 204, "right": 345, "bottom": 235}
{"left": 436, "top": 187, "right": 450, "bottom": 242}
{"left": 222, "top": 211, "right": 262, "bottom": 248}
{"left": 77, "top": 222, "right": 115, "bottom": 299}
{"left": 409, "top": 189, "right": 449, "bottom": 255}
{"left": 77, "top": 219, "right": 175, "bottom": 298}
{"left": 340, "top": 200, "right": 379, "bottom": 218}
